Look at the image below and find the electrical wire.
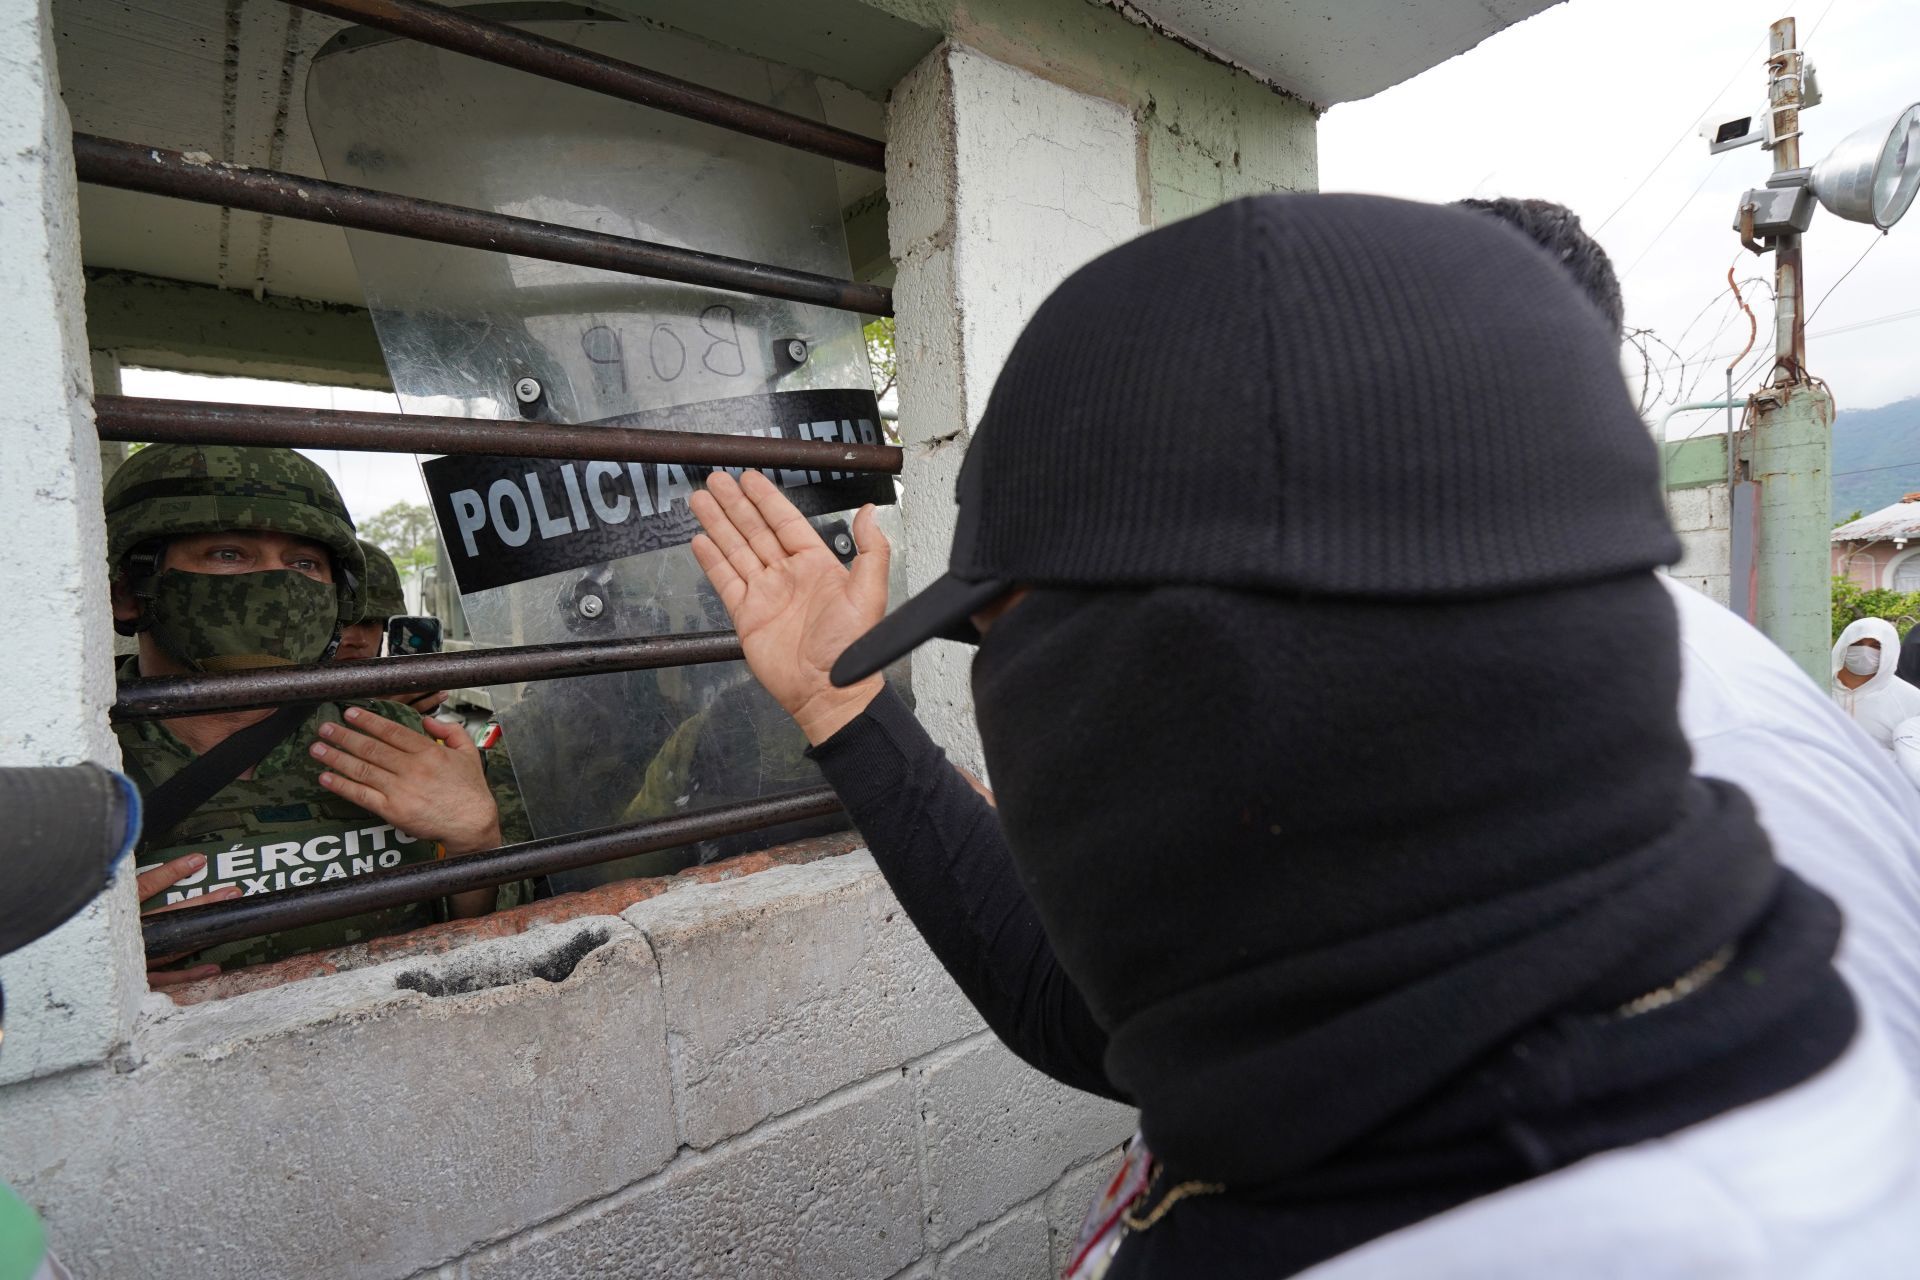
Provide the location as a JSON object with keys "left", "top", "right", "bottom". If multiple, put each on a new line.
{"left": 1805, "top": 233, "right": 1886, "bottom": 328}
{"left": 1812, "top": 305, "right": 1920, "bottom": 339}
{"left": 1594, "top": 27, "right": 1772, "bottom": 234}
{"left": 1834, "top": 459, "right": 1920, "bottom": 480}
{"left": 1598, "top": 0, "right": 1844, "bottom": 243}
{"left": 1619, "top": 154, "right": 1728, "bottom": 281}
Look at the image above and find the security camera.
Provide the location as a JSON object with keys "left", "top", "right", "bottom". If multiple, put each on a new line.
{"left": 1703, "top": 111, "right": 1766, "bottom": 154}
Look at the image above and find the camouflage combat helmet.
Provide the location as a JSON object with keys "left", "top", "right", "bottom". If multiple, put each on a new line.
{"left": 104, "top": 444, "right": 366, "bottom": 624}
{"left": 358, "top": 539, "right": 408, "bottom": 619}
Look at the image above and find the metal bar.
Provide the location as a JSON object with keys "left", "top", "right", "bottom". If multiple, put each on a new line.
{"left": 94, "top": 396, "right": 905, "bottom": 474}
{"left": 284, "top": 0, "right": 886, "bottom": 172}
{"left": 72, "top": 134, "right": 893, "bottom": 317}
{"left": 114, "top": 633, "right": 744, "bottom": 720}
{"left": 142, "top": 786, "right": 845, "bottom": 958}
{"left": 1729, "top": 480, "right": 1762, "bottom": 625}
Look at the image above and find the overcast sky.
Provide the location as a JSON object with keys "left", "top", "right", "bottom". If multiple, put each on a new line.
{"left": 1320, "top": 0, "right": 1920, "bottom": 429}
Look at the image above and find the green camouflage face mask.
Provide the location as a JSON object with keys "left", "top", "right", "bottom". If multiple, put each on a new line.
{"left": 145, "top": 569, "right": 340, "bottom": 673}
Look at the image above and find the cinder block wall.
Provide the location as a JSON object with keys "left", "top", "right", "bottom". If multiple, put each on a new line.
{"left": 0, "top": 854, "right": 1136, "bottom": 1279}
{"left": 1667, "top": 482, "right": 1733, "bottom": 608}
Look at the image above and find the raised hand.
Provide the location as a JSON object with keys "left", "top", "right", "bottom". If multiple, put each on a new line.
{"left": 689, "top": 470, "right": 889, "bottom": 745}
{"left": 309, "top": 708, "right": 501, "bottom": 857}
{"left": 137, "top": 853, "right": 244, "bottom": 990}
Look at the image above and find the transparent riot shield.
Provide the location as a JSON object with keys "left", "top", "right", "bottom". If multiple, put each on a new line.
{"left": 306, "top": 11, "right": 883, "bottom": 887}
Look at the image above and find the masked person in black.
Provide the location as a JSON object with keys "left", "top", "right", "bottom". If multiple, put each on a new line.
{"left": 689, "top": 194, "right": 1920, "bottom": 1278}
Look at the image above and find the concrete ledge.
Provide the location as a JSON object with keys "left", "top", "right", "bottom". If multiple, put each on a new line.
{"left": 1, "top": 922, "right": 677, "bottom": 1280}
{"left": 626, "top": 853, "right": 984, "bottom": 1150}
{"left": 164, "top": 829, "right": 864, "bottom": 1005}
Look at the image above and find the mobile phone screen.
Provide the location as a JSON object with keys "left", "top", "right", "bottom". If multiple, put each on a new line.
{"left": 385, "top": 615, "right": 444, "bottom": 656}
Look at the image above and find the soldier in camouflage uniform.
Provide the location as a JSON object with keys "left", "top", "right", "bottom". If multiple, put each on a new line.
{"left": 108, "top": 445, "right": 507, "bottom": 988}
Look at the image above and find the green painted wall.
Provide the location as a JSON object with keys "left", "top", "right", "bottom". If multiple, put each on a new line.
{"left": 1663, "top": 435, "right": 1729, "bottom": 491}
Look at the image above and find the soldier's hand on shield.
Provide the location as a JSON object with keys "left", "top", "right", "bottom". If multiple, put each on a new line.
{"left": 690, "top": 470, "right": 889, "bottom": 745}
{"left": 137, "top": 853, "right": 244, "bottom": 990}
{"left": 309, "top": 707, "right": 503, "bottom": 865}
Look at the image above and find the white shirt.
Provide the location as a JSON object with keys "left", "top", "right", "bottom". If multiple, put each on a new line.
{"left": 1301, "top": 1014, "right": 1920, "bottom": 1279}
{"left": 1661, "top": 579, "right": 1920, "bottom": 1085}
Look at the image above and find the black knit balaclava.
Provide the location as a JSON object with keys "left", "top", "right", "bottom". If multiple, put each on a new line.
{"left": 973, "top": 580, "right": 1851, "bottom": 1273}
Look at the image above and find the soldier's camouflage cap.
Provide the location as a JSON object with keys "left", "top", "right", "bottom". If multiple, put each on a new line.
{"left": 103, "top": 444, "right": 367, "bottom": 623}
{"left": 358, "top": 539, "right": 408, "bottom": 618}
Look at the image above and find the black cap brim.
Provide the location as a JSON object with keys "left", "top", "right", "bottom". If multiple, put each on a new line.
{"left": 830, "top": 574, "right": 1011, "bottom": 687}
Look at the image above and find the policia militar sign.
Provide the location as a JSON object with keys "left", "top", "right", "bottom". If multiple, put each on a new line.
{"left": 423, "top": 389, "right": 894, "bottom": 594}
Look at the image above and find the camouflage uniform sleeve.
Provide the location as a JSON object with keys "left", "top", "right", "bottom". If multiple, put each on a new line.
{"left": 483, "top": 733, "right": 535, "bottom": 845}
{"left": 480, "top": 732, "right": 537, "bottom": 911}
{"left": 357, "top": 697, "right": 428, "bottom": 734}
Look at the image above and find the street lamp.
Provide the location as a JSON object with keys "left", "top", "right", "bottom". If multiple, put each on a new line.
{"left": 1810, "top": 105, "right": 1920, "bottom": 229}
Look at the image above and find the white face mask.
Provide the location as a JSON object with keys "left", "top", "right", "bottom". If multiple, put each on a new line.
{"left": 1844, "top": 644, "right": 1882, "bottom": 677}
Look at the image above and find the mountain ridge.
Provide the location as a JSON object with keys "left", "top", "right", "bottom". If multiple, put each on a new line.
{"left": 1831, "top": 394, "right": 1920, "bottom": 521}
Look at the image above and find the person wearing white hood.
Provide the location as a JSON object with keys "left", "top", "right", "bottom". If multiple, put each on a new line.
{"left": 1832, "top": 617, "right": 1920, "bottom": 787}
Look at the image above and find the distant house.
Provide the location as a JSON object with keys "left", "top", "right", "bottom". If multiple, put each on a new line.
{"left": 1832, "top": 495, "right": 1920, "bottom": 590}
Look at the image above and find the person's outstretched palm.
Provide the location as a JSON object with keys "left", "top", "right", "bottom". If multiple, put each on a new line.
{"left": 690, "top": 470, "right": 889, "bottom": 744}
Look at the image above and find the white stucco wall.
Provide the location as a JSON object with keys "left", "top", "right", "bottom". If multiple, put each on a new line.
{"left": 888, "top": 46, "right": 1143, "bottom": 775}
{"left": 0, "top": 0, "right": 144, "bottom": 1087}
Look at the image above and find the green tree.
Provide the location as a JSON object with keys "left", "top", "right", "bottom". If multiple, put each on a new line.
{"left": 864, "top": 317, "right": 900, "bottom": 445}
{"left": 360, "top": 500, "right": 439, "bottom": 575}
{"left": 1831, "top": 575, "right": 1920, "bottom": 643}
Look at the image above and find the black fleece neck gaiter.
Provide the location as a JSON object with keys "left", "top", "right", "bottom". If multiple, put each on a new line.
{"left": 974, "top": 576, "right": 1854, "bottom": 1274}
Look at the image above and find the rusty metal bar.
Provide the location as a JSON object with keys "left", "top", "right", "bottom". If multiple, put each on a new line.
{"left": 141, "top": 786, "right": 846, "bottom": 959}
{"left": 94, "top": 396, "right": 905, "bottom": 474}
{"left": 72, "top": 134, "right": 893, "bottom": 317}
{"left": 284, "top": 0, "right": 886, "bottom": 172}
{"left": 114, "top": 633, "right": 744, "bottom": 720}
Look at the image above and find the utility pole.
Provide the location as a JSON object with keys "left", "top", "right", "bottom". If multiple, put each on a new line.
{"left": 1743, "top": 14, "right": 1835, "bottom": 683}
{"left": 1692, "top": 14, "right": 1917, "bottom": 674}
{"left": 1765, "top": 18, "right": 1808, "bottom": 377}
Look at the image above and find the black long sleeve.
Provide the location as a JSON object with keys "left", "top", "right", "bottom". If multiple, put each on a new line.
{"left": 809, "top": 685, "right": 1124, "bottom": 1101}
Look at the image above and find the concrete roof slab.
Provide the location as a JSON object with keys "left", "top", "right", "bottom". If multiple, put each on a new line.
{"left": 1121, "top": 0, "right": 1565, "bottom": 107}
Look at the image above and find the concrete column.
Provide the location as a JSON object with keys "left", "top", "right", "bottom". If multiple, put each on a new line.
{"left": 885, "top": 43, "right": 1141, "bottom": 773}
{"left": 1751, "top": 383, "right": 1835, "bottom": 683}
{"left": 0, "top": 0, "right": 145, "bottom": 1084}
